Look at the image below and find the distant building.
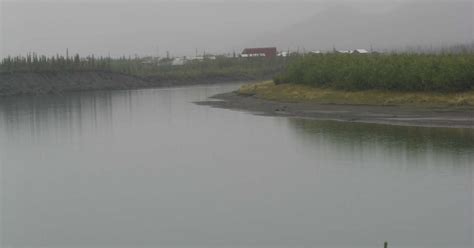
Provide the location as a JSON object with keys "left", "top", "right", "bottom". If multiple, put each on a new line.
{"left": 203, "top": 55, "right": 217, "bottom": 60}
{"left": 335, "top": 49, "right": 370, "bottom": 54}
{"left": 277, "top": 51, "right": 289, "bottom": 57}
{"left": 172, "top": 57, "right": 185, "bottom": 66}
{"left": 138, "top": 56, "right": 155, "bottom": 65}
{"left": 241, "top": 47, "right": 277, "bottom": 58}
{"left": 171, "top": 55, "right": 217, "bottom": 66}
{"left": 336, "top": 50, "right": 352, "bottom": 54}
{"left": 352, "top": 49, "right": 369, "bottom": 54}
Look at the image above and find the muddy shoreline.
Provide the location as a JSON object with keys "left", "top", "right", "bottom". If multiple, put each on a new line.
{"left": 0, "top": 71, "right": 260, "bottom": 97}
{"left": 197, "top": 91, "right": 474, "bottom": 129}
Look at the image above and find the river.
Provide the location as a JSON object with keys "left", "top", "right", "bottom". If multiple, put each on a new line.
{"left": 1, "top": 83, "right": 473, "bottom": 248}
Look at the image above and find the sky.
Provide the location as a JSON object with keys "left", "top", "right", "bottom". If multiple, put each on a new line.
{"left": 0, "top": 0, "right": 473, "bottom": 58}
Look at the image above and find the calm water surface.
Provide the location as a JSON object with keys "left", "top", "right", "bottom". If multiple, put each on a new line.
{"left": 1, "top": 84, "right": 473, "bottom": 248}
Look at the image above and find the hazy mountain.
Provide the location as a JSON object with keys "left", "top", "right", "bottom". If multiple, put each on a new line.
{"left": 0, "top": 1, "right": 320, "bottom": 58}
{"left": 249, "top": 1, "right": 474, "bottom": 52}
{"left": 1, "top": 0, "right": 472, "bottom": 57}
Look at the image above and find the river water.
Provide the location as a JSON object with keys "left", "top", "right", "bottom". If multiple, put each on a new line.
{"left": 1, "top": 83, "right": 473, "bottom": 248}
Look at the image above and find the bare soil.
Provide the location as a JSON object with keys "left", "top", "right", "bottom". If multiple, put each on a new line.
{"left": 0, "top": 71, "right": 256, "bottom": 97}
{"left": 196, "top": 91, "right": 474, "bottom": 129}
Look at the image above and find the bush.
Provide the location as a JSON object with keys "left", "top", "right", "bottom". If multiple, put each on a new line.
{"left": 276, "top": 53, "right": 474, "bottom": 92}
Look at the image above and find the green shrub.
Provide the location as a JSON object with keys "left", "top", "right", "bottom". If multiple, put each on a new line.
{"left": 276, "top": 53, "right": 474, "bottom": 92}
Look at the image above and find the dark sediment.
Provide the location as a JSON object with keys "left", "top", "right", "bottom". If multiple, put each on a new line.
{"left": 196, "top": 91, "right": 474, "bottom": 129}
{"left": 0, "top": 71, "right": 258, "bottom": 97}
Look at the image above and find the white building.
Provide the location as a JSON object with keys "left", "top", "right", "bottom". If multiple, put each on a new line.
{"left": 337, "top": 50, "right": 352, "bottom": 54}
{"left": 172, "top": 57, "right": 185, "bottom": 66}
{"left": 336, "top": 49, "right": 370, "bottom": 54}
{"left": 277, "top": 51, "right": 289, "bottom": 57}
{"left": 352, "top": 49, "right": 369, "bottom": 54}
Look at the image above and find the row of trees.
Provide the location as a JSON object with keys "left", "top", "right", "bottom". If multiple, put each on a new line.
{"left": 0, "top": 53, "right": 293, "bottom": 80}
{"left": 0, "top": 53, "right": 114, "bottom": 73}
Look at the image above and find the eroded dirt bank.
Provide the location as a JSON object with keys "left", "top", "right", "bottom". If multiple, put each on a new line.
{"left": 0, "top": 71, "right": 256, "bottom": 96}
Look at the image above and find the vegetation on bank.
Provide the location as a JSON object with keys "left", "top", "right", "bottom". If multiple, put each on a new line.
{"left": 239, "top": 81, "right": 474, "bottom": 107}
{"left": 274, "top": 53, "right": 474, "bottom": 91}
{"left": 0, "top": 54, "right": 290, "bottom": 80}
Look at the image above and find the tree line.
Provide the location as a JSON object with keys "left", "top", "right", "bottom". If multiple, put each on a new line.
{"left": 0, "top": 53, "right": 293, "bottom": 80}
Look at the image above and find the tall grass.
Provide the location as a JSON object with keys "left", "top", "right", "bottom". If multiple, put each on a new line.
{"left": 275, "top": 53, "right": 474, "bottom": 91}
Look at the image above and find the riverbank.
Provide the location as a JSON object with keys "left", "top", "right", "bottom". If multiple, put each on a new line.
{"left": 239, "top": 81, "right": 474, "bottom": 106}
{"left": 197, "top": 82, "right": 474, "bottom": 128}
{"left": 0, "top": 71, "right": 258, "bottom": 96}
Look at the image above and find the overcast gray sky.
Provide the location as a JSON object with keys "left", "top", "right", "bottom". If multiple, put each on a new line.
{"left": 1, "top": 0, "right": 473, "bottom": 58}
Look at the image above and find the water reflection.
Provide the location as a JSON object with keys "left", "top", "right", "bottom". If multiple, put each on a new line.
{"left": 290, "top": 119, "right": 474, "bottom": 153}
{"left": 287, "top": 119, "right": 474, "bottom": 248}
{"left": 0, "top": 84, "right": 473, "bottom": 248}
{"left": 288, "top": 118, "right": 474, "bottom": 171}
{"left": 0, "top": 91, "right": 114, "bottom": 144}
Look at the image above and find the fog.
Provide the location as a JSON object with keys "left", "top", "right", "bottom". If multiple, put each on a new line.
{"left": 0, "top": 0, "right": 473, "bottom": 58}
